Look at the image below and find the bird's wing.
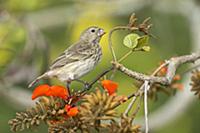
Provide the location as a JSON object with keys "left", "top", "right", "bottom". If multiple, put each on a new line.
{"left": 49, "top": 42, "right": 93, "bottom": 70}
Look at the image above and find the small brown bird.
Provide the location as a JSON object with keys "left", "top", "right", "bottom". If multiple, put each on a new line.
{"left": 28, "top": 26, "right": 105, "bottom": 91}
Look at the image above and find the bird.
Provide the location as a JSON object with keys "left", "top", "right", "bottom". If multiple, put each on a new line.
{"left": 28, "top": 26, "right": 105, "bottom": 94}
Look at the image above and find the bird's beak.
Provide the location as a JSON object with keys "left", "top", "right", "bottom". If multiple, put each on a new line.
{"left": 98, "top": 29, "right": 106, "bottom": 37}
{"left": 101, "top": 31, "right": 106, "bottom": 37}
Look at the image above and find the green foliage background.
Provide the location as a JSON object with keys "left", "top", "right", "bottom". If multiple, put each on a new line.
{"left": 0, "top": 0, "right": 199, "bottom": 133}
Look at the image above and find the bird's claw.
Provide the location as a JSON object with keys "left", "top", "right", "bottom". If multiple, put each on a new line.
{"left": 84, "top": 82, "right": 90, "bottom": 89}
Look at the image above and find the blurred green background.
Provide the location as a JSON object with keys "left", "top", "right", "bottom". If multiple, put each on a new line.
{"left": 0, "top": 0, "right": 200, "bottom": 133}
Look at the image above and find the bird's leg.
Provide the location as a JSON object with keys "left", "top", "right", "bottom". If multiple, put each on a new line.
{"left": 74, "top": 79, "right": 89, "bottom": 89}
{"left": 66, "top": 80, "right": 71, "bottom": 96}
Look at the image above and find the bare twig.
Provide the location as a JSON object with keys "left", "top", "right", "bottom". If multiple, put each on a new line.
{"left": 180, "top": 63, "right": 200, "bottom": 76}
{"left": 111, "top": 52, "right": 200, "bottom": 133}
{"left": 117, "top": 53, "right": 200, "bottom": 133}
{"left": 108, "top": 15, "right": 152, "bottom": 79}
{"left": 124, "top": 91, "right": 140, "bottom": 116}
{"left": 112, "top": 52, "right": 200, "bottom": 85}
{"left": 118, "top": 49, "right": 134, "bottom": 63}
{"left": 124, "top": 61, "right": 169, "bottom": 115}
{"left": 77, "top": 66, "right": 114, "bottom": 95}
{"left": 144, "top": 81, "right": 150, "bottom": 133}
{"left": 132, "top": 92, "right": 142, "bottom": 117}
{"left": 108, "top": 26, "right": 137, "bottom": 79}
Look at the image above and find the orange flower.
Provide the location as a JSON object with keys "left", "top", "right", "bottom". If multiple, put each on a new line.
{"left": 65, "top": 104, "right": 79, "bottom": 117}
{"left": 173, "top": 74, "right": 181, "bottom": 81}
{"left": 49, "top": 85, "right": 69, "bottom": 99}
{"left": 171, "top": 83, "right": 184, "bottom": 91}
{"left": 101, "top": 80, "right": 118, "bottom": 95}
{"left": 160, "top": 67, "right": 168, "bottom": 75}
{"left": 67, "top": 107, "right": 79, "bottom": 117}
{"left": 65, "top": 104, "right": 72, "bottom": 111}
{"left": 157, "top": 61, "right": 168, "bottom": 76}
{"left": 32, "top": 84, "right": 69, "bottom": 100}
{"left": 32, "top": 84, "right": 50, "bottom": 100}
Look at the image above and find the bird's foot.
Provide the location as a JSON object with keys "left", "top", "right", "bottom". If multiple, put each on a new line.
{"left": 84, "top": 82, "right": 90, "bottom": 90}
{"left": 66, "top": 81, "right": 71, "bottom": 96}
{"left": 75, "top": 79, "right": 90, "bottom": 88}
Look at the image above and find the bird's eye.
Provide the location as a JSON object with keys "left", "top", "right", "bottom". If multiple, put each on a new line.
{"left": 91, "top": 29, "right": 95, "bottom": 33}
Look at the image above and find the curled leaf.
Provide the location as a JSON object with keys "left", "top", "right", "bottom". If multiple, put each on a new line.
{"left": 123, "top": 33, "right": 140, "bottom": 49}
{"left": 141, "top": 46, "right": 150, "bottom": 52}
{"left": 138, "top": 35, "right": 149, "bottom": 46}
{"left": 123, "top": 33, "right": 150, "bottom": 52}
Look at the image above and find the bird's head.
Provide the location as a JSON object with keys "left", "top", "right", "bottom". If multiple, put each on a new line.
{"left": 80, "top": 26, "right": 105, "bottom": 43}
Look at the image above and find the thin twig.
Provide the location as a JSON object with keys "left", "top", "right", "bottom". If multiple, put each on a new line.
{"left": 124, "top": 92, "right": 139, "bottom": 115}
{"left": 108, "top": 26, "right": 138, "bottom": 79}
{"left": 112, "top": 53, "right": 200, "bottom": 132}
{"left": 78, "top": 66, "right": 114, "bottom": 94}
{"left": 118, "top": 50, "right": 133, "bottom": 63}
{"left": 143, "top": 60, "right": 167, "bottom": 132}
{"left": 144, "top": 81, "right": 150, "bottom": 133}
{"left": 132, "top": 92, "right": 143, "bottom": 117}
{"left": 112, "top": 53, "right": 200, "bottom": 85}
{"left": 180, "top": 63, "right": 200, "bottom": 76}
{"left": 76, "top": 52, "right": 200, "bottom": 111}
{"left": 110, "top": 49, "right": 133, "bottom": 79}
{"left": 124, "top": 60, "right": 169, "bottom": 115}
{"left": 108, "top": 26, "right": 138, "bottom": 62}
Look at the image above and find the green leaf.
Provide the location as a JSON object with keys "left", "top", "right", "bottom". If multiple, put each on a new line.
{"left": 142, "top": 46, "right": 151, "bottom": 52}
{"left": 123, "top": 33, "right": 140, "bottom": 49}
{"left": 138, "top": 35, "right": 149, "bottom": 46}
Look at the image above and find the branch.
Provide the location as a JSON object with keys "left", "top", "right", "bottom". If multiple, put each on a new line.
{"left": 124, "top": 61, "right": 169, "bottom": 115}
{"left": 75, "top": 66, "right": 114, "bottom": 96}
{"left": 75, "top": 52, "right": 200, "bottom": 112}
{"left": 112, "top": 52, "right": 200, "bottom": 85}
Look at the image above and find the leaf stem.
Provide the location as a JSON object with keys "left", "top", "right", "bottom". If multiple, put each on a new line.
{"left": 118, "top": 50, "right": 133, "bottom": 63}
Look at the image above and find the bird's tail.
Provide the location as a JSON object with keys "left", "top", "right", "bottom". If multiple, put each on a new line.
{"left": 28, "top": 74, "right": 46, "bottom": 88}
